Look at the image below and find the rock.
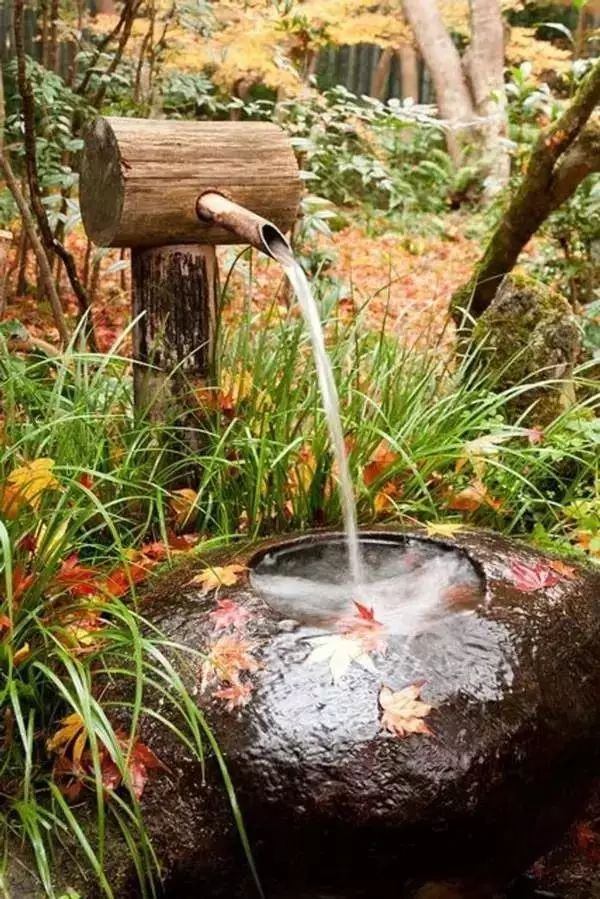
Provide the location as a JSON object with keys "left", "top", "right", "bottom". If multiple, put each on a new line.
{"left": 102, "top": 529, "right": 600, "bottom": 898}
{"left": 470, "top": 272, "right": 580, "bottom": 423}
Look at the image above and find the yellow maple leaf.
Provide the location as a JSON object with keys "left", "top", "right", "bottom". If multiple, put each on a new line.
{"left": 170, "top": 488, "right": 198, "bottom": 528}
{"left": 46, "top": 712, "right": 87, "bottom": 766}
{"left": 1, "top": 458, "right": 59, "bottom": 517}
{"left": 425, "top": 521, "right": 464, "bottom": 538}
{"left": 379, "top": 683, "right": 432, "bottom": 738}
{"left": 189, "top": 563, "right": 247, "bottom": 593}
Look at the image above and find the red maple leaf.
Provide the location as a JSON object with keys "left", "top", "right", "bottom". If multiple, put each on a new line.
{"left": 337, "top": 601, "right": 386, "bottom": 652}
{"left": 126, "top": 738, "right": 164, "bottom": 799}
{"left": 0, "top": 614, "right": 11, "bottom": 636}
{"left": 210, "top": 598, "right": 251, "bottom": 632}
{"left": 12, "top": 564, "right": 35, "bottom": 603}
{"left": 508, "top": 560, "right": 560, "bottom": 593}
{"left": 54, "top": 554, "right": 99, "bottom": 596}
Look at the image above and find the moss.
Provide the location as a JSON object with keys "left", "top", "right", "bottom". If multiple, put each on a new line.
{"left": 471, "top": 272, "right": 580, "bottom": 424}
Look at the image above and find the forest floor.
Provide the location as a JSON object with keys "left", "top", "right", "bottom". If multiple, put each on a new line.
{"left": 3, "top": 215, "right": 493, "bottom": 353}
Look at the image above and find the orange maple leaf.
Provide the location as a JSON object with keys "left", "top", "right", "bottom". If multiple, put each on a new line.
{"left": 213, "top": 679, "right": 254, "bottom": 711}
{"left": 201, "top": 634, "right": 260, "bottom": 690}
{"left": 379, "top": 683, "right": 432, "bottom": 738}
{"left": 446, "top": 478, "right": 503, "bottom": 514}
{"left": 548, "top": 559, "right": 578, "bottom": 580}
{"left": 363, "top": 440, "right": 399, "bottom": 487}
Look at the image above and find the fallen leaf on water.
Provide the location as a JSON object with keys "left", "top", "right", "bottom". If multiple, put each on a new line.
{"left": 307, "top": 634, "right": 377, "bottom": 684}
{"left": 425, "top": 521, "right": 464, "bottom": 538}
{"left": 209, "top": 598, "right": 251, "bottom": 632}
{"left": 189, "top": 563, "right": 246, "bottom": 593}
{"left": 508, "top": 560, "right": 560, "bottom": 593}
{"left": 548, "top": 559, "right": 578, "bottom": 580}
{"left": 379, "top": 683, "right": 432, "bottom": 738}
{"left": 337, "top": 601, "right": 386, "bottom": 653}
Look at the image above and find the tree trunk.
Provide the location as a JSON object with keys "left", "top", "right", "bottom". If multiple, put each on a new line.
{"left": 370, "top": 47, "right": 393, "bottom": 100}
{"left": 397, "top": 43, "right": 419, "bottom": 101}
{"left": 401, "top": 0, "right": 476, "bottom": 166}
{"left": 457, "top": 60, "right": 600, "bottom": 319}
{"left": 466, "top": 0, "right": 509, "bottom": 194}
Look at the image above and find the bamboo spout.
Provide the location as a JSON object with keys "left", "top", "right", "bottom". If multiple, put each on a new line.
{"left": 196, "top": 191, "right": 293, "bottom": 264}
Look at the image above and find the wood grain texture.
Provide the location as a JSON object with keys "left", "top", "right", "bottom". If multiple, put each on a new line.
{"left": 80, "top": 117, "right": 301, "bottom": 248}
{"left": 132, "top": 244, "right": 217, "bottom": 442}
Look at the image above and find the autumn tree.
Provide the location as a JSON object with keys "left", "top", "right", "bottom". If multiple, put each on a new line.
{"left": 461, "top": 57, "right": 600, "bottom": 318}
{"left": 401, "top": 0, "right": 509, "bottom": 192}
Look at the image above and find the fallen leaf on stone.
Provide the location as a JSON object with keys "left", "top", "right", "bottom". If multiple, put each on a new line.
{"left": 508, "top": 560, "right": 560, "bottom": 593}
{"left": 548, "top": 559, "right": 577, "bottom": 580}
{"left": 425, "top": 521, "right": 464, "bottom": 538}
{"left": 308, "top": 634, "right": 377, "bottom": 684}
{"left": 213, "top": 679, "right": 254, "bottom": 711}
{"left": 379, "top": 683, "right": 432, "bottom": 738}
{"left": 190, "top": 563, "right": 246, "bottom": 593}
{"left": 210, "top": 598, "right": 251, "bottom": 632}
{"left": 201, "top": 635, "right": 261, "bottom": 690}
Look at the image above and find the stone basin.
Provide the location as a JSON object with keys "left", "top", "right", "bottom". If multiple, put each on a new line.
{"left": 94, "top": 529, "right": 600, "bottom": 897}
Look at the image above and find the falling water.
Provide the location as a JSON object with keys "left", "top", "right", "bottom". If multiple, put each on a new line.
{"left": 269, "top": 238, "right": 363, "bottom": 585}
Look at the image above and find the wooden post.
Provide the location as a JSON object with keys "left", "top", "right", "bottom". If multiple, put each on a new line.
{"left": 79, "top": 115, "right": 301, "bottom": 462}
{"left": 131, "top": 244, "right": 217, "bottom": 444}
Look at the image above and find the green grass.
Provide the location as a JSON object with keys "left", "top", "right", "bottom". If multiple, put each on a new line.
{"left": 0, "top": 289, "right": 598, "bottom": 896}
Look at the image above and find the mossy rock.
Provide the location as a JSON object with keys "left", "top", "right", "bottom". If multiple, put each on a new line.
{"left": 471, "top": 272, "right": 580, "bottom": 424}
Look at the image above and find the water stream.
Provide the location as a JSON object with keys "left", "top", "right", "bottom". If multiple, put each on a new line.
{"left": 269, "top": 238, "right": 363, "bottom": 586}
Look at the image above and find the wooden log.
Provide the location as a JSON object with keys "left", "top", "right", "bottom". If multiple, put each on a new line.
{"left": 132, "top": 244, "right": 217, "bottom": 443}
{"left": 80, "top": 117, "right": 301, "bottom": 248}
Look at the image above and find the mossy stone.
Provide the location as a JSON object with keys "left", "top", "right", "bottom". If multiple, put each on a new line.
{"left": 471, "top": 272, "right": 580, "bottom": 423}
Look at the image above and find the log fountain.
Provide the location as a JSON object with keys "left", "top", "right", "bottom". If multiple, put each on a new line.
{"left": 75, "top": 117, "right": 600, "bottom": 899}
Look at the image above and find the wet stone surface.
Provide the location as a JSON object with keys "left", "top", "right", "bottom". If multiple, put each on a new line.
{"left": 95, "top": 529, "right": 600, "bottom": 898}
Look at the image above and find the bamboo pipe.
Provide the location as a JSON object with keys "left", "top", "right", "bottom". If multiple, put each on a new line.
{"left": 196, "top": 190, "right": 293, "bottom": 265}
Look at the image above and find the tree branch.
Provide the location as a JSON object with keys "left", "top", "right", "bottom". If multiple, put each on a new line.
{"left": 13, "top": 0, "right": 97, "bottom": 350}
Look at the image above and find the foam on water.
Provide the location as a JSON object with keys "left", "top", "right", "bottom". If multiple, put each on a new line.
{"left": 252, "top": 538, "right": 483, "bottom": 637}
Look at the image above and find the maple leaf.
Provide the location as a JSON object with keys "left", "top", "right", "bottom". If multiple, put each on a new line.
{"left": 508, "top": 560, "right": 560, "bottom": 593}
{"left": 425, "top": 520, "right": 464, "bottom": 538}
{"left": 337, "top": 601, "right": 387, "bottom": 653}
{"left": 373, "top": 480, "right": 402, "bottom": 515}
{"left": 379, "top": 683, "right": 432, "bottom": 738}
{"left": 170, "top": 487, "right": 198, "bottom": 528}
{"left": 447, "top": 478, "right": 503, "bottom": 514}
{"left": 213, "top": 679, "right": 254, "bottom": 711}
{"left": 53, "top": 554, "right": 99, "bottom": 597}
{"left": 307, "top": 634, "right": 377, "bottom": 684}
{"left": 455, "top": 432, "right": 511, "bottom": 479}
{"left": 122, "top": 736, "right": 164, "bottom": 799}
{"left": 443, "top": 582, "right": 480, "bottom": 609}
{"left": 189, "top": 563, "right": 246, "bottom": 593}
{"left": 11, "top": 564, "right": 35, "bottom": 603}
{"left": 0, "top": 613, "right": 11, "bottom": 636}
{"left": 60, "top": 610, "right": 105, "bottom": 655}
{"left": 1, "top": 458, "right": 59, "bottom": 516}
{"left": 47, "top": 713, "right": 88, "bottom": 767}
{"left": 209, "top": 598, "right": 251, "bottom": 632}
{"left": 363, "top": 440, "right": 399, "bottom": 487}
{"left": 13, "top": 643, "right": 30, "bottom": 666}
{"left": 548, "top": 559, "right": 577, "bottom": 580}
{"left": 201, "top": 634, "right": 261, "bottom": 690}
